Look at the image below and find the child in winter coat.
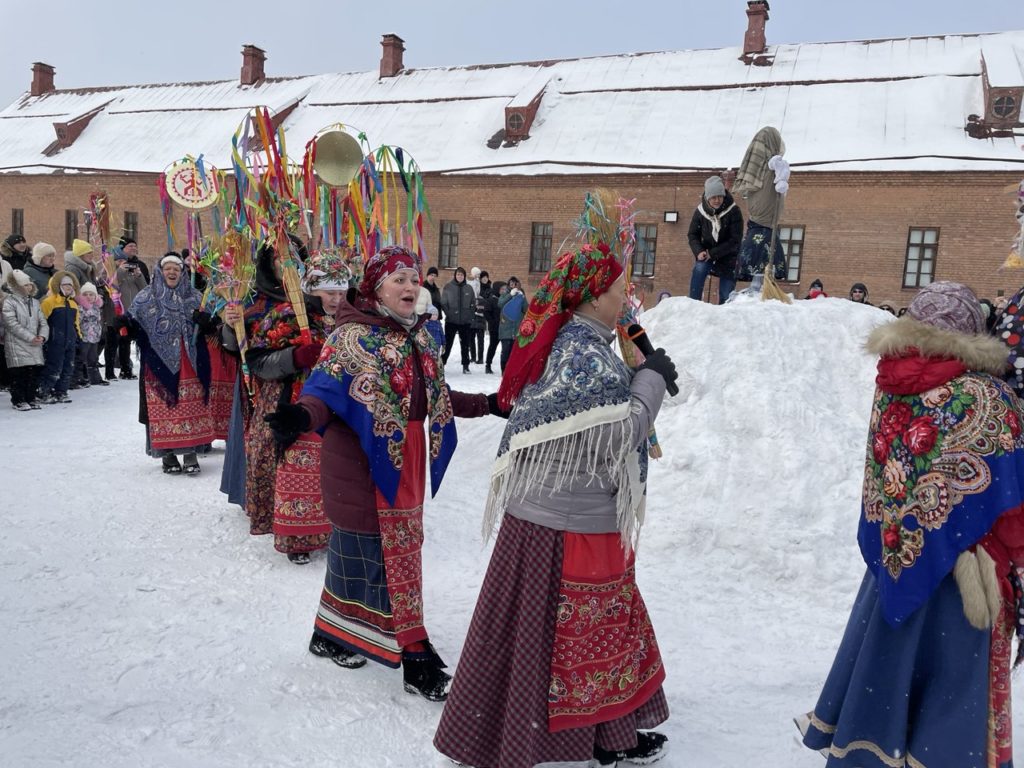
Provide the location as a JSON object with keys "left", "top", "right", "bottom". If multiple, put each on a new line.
{"left": 1, "top": 269, "right": 48, "bottom": 410}
{"left": 39, "top": 271, "right": 80, "bottom": 403}
{"left": 75, "top": 282, "right": 108, "bottom": 387}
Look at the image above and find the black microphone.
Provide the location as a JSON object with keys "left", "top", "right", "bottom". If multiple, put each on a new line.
{"left": 626, "top": 323, "right": 679, "bottom": 396}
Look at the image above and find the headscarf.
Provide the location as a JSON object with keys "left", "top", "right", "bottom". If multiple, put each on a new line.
{"left": 302, "top": 249, "right": 352, "bottom": 293}
{"left": 354, "top": 245, "right": 421, "bottom": 312}
{"left": 907, "top": 281, "right": 984, "bottom": 335}
{"left": 734, "top": 126, "right": 785, "bottom": 194}
{"left": 129, "top": 252, "right": 206, "bottom": 404}
{"left": 498, "top": 242, "right": 623, "bottom": 409}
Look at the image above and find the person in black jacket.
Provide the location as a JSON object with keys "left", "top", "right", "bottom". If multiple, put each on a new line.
{"left": 687, "top": 176, "right": 744, "bottom": 304}
{"left": 441, "top": 267, "right": 476, "bottom": 373}
{"left": 424, "top": 266, "right": 443, "bottom": 321}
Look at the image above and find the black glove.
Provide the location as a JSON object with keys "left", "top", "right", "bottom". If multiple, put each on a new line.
{"left": 487, "top": 393, "right": 511, "bottom": 419}
{"left": 191, "top": 310, "right": 219, "bottom": 335}
{"left": 639, "top": 348, "right": 679, "bottom": 390}
{"left": 264, "top": 403, "right": 312, "bottom": 447}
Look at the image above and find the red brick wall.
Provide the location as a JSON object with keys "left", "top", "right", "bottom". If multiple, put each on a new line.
{"left": 1, "top": 170, "right": 1020, "bottom": 308}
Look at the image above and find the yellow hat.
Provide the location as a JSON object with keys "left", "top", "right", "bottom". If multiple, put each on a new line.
{"left": 71, "top": 239, "right": 93, "bottom": 258}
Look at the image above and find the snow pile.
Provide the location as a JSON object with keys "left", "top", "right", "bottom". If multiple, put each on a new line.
{"left": 5, "top": 296, "right": 1021, "bottom": 767}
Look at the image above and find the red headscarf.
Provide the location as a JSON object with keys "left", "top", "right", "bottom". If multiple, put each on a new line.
{"left": 498, "top": 242, "right": 623, "bottom": 409}
{"left": 354, "top": 245, "right": 422, "bottom": 311}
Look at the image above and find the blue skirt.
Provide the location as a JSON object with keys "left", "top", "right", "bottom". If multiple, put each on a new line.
{"left": 799, "top": 570, "right": 1004, "bottom": 768}
{"left": 735, "top": 221, "right": 786, "bottom": 282}
{"left": 218, "top": 376, "right": 247, "bottom": 509}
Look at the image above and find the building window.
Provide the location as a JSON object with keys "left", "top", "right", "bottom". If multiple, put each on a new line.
{"left": 993, "top": 94, "right": 1019, "bottom": 120}
{"left": 778, "top": 225, "right": 805, "bottom": 282}
{"left": 903, "top": 227, "right": 939, "bottom": 288}
{"left": 123, "top": 211, "right": 139, "bottom": 242}
{"left": 64, "top": 209, "right": 79, "bottom": 250}
{"left": 530, "top": 222, "right": 553, "bottom": 272}
{"left": 634, "top": 224, "right": 657, "bottom": 277}
{"left": 11, "top": 208, "right": 23, "bottom": 236}
{"left": 438, "top": 221, "right": 459, "bottom": 269}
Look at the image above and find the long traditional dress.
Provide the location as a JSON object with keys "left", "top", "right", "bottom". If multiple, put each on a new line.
{"left": 799, "top": 316, "right": 1024, "bottom": 768}
{"left": 298, "top": 301, "right": 488, "bottom": 666}
{"left": 245, "top": 294, "right": 333, "bottom": 554}
{"left": 129, "top": 269, "right": 214, "bottom": 458}
{"left": 434, "top": 315, "right": 670, "bottom": 768}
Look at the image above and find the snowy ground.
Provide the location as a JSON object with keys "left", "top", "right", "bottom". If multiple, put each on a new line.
{"left": 3, "top": 295, "right": 1022, "bottom": 768}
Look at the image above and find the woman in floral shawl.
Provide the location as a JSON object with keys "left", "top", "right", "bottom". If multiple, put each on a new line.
{"left": 242, "top": 239, "right": 341, "bottom": 562}
{"left": 265, "top": 245, "right": 499, "bottom": 700}
{"left": 434, "top": 243, "right": 679, "bottom": 768}
{"left": 799, "top": 281, "right": 1024, "bottom": 768}
{"left": 128, "top": 252, "right": 214, "bottom": 474}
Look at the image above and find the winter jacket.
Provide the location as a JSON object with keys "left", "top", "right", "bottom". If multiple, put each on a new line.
{"left": 2, "top": 280, "right": 48, "bottom": 367}
{"left": 498, "top": 291, "right": 527, "bottom": 340}
{"left": 115, "top": 262, "right": 149, "bottom": 315}
{"left": 77, "top": 296, "right": 104, "bottom": 344}
{"left": 297, "top": 301, "right": 488, "bottom": 532}
{"left": 1, "top": 240, "right": 28, "bottom": 271}
{"left": 40, "top": 271, "right": 81, "bottom": 349}
{"left": 23, "top": 261, "right": 55, "bottom": 299}
{"left": 62, "top": 252, "right": 101, "bottom": 292}
{"left": 687, "top": 191, "right": 744, "bottom": 278}
{"left": 472, "top": 283, "right": 491, "bottom": 330}
{"left": 424, "top": 280, "right": 443, "bottom": 321}
{"left": 441, "top": 279, "right": 477, "bottom": 326}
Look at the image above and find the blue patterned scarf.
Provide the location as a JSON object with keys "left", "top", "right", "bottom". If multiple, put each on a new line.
{"left": 129, "top": 269, "right": 206, "bottom": 405}
{"left": 300, "top": 318, "right": 456, "bottom": 506}
{"left": 484, "top": 315, "right": 648, "bottom": 545}
{"left": 860, "top": 371, "right": 1024, "bottom": 625}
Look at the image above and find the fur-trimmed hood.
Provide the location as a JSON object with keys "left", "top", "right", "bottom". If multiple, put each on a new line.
{"left": 866, "top": 316, "right": 1008, "bottom": 376}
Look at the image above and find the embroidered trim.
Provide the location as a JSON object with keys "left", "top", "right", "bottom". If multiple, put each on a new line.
{"left": 828, "top": 739, "right": 925, "bottom": 768}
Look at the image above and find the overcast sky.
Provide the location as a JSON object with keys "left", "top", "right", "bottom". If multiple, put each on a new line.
{"left": 0, "top": 0, "right": 1018, "bottom": 106}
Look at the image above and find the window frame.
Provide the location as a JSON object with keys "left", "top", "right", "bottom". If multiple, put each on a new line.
{"left": 64, "top": 209, "right": 79, "bottom": 250}
{"left": 777, "top": 225, "right": 806, "bottom": 283}
{"left": 123, "top": 211, "right": 139, "bottom": 242}
{"left": 438, "top": 220, "right": 459, "bottom": 270}
{"left": 11, "top": 208, "right": 23, "bottom": 237}
{"left": 634, "top": 223, "right": 658, "bottom": 278}
{"left": 529, "top": 222, "right": 553, "bottom": 273}
{"left": 902, "top": 227, "right": 939, "bottom": 289}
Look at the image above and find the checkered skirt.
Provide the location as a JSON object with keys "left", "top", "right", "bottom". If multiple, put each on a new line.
{"left": 434, "top": 514, "right": 669, "bottom": 768}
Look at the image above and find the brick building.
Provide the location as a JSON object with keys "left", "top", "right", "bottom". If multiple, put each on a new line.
{"left": 0, "top": 4, "right": 1021, "bottom": 306}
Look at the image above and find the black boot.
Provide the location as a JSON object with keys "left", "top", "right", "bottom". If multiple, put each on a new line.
{"left": 485, "top": 365, "right": 494, "bottom": 374}
{"left": 593, "top": 731, "right": 668, "bottom": 767}
{"left": 162, "top": 454, "right": 183, "bottom": 474}
{"left": 402, "top": 644, "right": 451, "bottom": 702}
{"left": 308, "top": 633, "right": 367, "bottom": 669}
{"left": 287, "top": 552, "right": 311, "bottom": 565}
{"left": 182, "top": 452, "right": 200, "bottom": 475}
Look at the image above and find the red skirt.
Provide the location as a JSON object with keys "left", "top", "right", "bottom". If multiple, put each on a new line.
{"left": 145, "top": 345, "right": 214, "bottom": 451}
{"left": 207, "top": 340, "right": 237, "bottom": 441}
{"left": 272, "top": 432, "right": 331, "bottom": 553}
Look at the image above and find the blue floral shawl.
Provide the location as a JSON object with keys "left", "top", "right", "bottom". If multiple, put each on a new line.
{"left": 860, "top": 371, "right": 1024, "bottom": 625}
{"left": 300, "top": 317, "right": 456, "bottom": 506}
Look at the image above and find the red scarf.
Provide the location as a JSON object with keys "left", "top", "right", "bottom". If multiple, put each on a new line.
{"left": 875, "top": 349, "right": 967, "bottom": 395}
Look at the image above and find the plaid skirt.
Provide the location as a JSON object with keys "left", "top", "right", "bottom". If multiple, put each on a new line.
{"left": 434, "top": 514, "right": 669, "bottom": 768}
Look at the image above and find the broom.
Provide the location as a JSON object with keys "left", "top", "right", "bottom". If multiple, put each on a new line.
{"left": 760, "top": 188, "right": 792, "bottom": 304}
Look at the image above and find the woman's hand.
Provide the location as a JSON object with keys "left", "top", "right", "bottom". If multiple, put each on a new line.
{"left": 222, "top": 303, "right": 243, "bottom": 325}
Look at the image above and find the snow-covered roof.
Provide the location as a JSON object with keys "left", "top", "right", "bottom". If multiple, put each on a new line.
{"left": 0, "top": 30, "right": 1021, "bottom": 176}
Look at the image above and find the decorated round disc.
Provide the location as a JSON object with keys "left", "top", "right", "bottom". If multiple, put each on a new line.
{"left": 165, "top": 159, "right": 219, "bottom": 210}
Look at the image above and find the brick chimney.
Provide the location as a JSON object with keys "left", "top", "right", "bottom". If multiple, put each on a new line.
{"left": 31, "top": 62, "right": 55, "bottom": 97}
{"left": 743, "top": 1, "right": 770, "bottom": 57}
{"left": 380, "top": 34, "right": 405, "bottom": 78}
{"left": 240, "top": 45, "right": 266, "bottom": 86}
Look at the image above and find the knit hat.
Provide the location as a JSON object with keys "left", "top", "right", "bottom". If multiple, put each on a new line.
{"left": 11, "top": 269, "right": 31, "bottom": 287}
{"left": 498, "top": 242, "right": 624, "bottom": 409}
{"left": 704, "top": 176, "right": 726, "bottom": 199}
{"left": 31, "top": 242, "right": 56, "bottom": 265}
{"left": 72, "top": 239, "right": 93, "bottom": 258}
{"left": 810, "top": 278, "right": 824, "bottom": 290}
{"left": 5, "top": 234, "right": 26, "bottom": 248}
{"left": 158, "top": 252, "right": 184, "bottom": 269}
{"left": 908, "top": 281, "right": 984, "bottom": 335}
{"left": 426, "top": 266, "right": 439, "bottom": 277}
{"left": 80, "top": 282, "right": 98, "bottom": 295}
{"left": 470, "top": 266, "right": 481, "bottom": 278}
{"left": 850, "top": 282, "right": 868, "bottom": 297}
{"left": 119, "top": 236, "right": 137, "bottom": 248}
{"left": 480, "top": 270, "right": 490, "bottom": 280}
